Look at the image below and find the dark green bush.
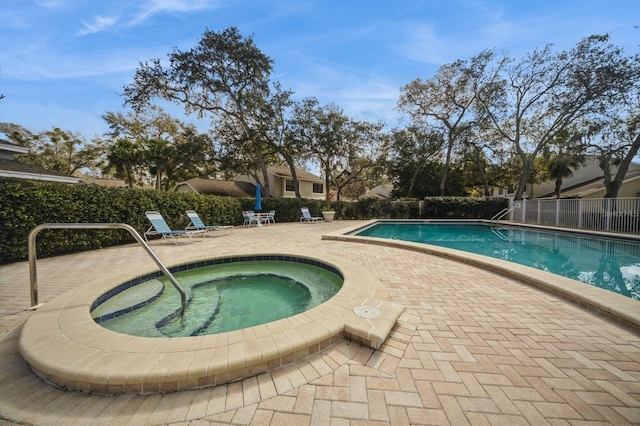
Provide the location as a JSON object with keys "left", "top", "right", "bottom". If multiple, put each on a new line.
{"left": 0, "top": 178, "right": 508, "bottom": 264}
{"left": 333, "top": 197, "right": 508, "bottom": 220}
{"left": 420, "top": 197, "right": 509, "bottom": 219}
{"left": 0, "top": 178, "right": 241, "bottom": 263}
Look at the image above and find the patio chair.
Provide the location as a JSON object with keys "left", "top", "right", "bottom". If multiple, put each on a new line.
{"left": 185, "top": 210, "right": 233, "bottom": 236}
{"left": 144, "top": 211, "right": 206, "bottom": 244}
{"left": 242, "top": 210, "right": 259, "bottom": 227}
{"left": 300, "top": 207, "right": 323, "bottom": 223}
{"left": 266, "top": 209, "right": 276, "bottom": 225}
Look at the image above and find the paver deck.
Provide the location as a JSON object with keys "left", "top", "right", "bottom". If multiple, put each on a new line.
{"left": 1, "top": 220, "right": 639, "bottom": 425}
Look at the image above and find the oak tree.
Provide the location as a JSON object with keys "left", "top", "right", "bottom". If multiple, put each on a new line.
{"left": 123, "top": 27, "right": 276, "bottom": 195}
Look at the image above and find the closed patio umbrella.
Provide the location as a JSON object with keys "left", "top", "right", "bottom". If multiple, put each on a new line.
{"left": 254, "top": 183, "right": 262, "bottom": 211}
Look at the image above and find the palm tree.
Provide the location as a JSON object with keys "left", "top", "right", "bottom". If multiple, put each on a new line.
{"left": 545, "top": 130, "right": 585, "bottom": 198}
{"left": 104, "top": 138, "right": 142, "bottom": 188}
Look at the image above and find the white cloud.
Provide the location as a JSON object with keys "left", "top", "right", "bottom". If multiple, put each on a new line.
{"left": 77, "top": 15, "right": 119, "bottom": 36}
{"left": 281, "top": 53, "right": 401, "bottom": 125}
{"left": 3, "top": 43, "right": 157, "bottom": 80}
{"left": 129, "top": 0, "right": 218, "bottom": 25}
{"left": 396, "top": 5, "right": 549, "bottom": 65}
{"left": 399, "top": 22, "right": 453, "bottom": 65}
{"left": 33, "top": 0, "right": 67, "bottom": 9}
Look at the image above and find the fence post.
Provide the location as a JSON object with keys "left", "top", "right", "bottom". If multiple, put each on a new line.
{"left": 578, "top": 199, "right": 583, "bottom": 229}
{"left": 604, "top": 198, "right": 612, "bottom": 231}
{"left": 635, "top": 198, "right": 640, "bottom": 234}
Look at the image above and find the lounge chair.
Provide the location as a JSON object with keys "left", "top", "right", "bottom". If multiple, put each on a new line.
{"left": 242, "top": 210, "right": 259, "bottom": 227}
{"left": 144, "top": 211, "right": 206, "bottom": 244}
{"left": 300, "top": 207, "right": 323, "bottom": 223}
{"left": 185, "top": 210, "right": 233, "bottom": 236}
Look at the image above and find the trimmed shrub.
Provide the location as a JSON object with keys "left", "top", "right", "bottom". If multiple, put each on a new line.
{"left": 0, "top": 178, "right": 508, "bottom": 264}
{"left": 0, "top": 178, "right": 240, "bottom": 263}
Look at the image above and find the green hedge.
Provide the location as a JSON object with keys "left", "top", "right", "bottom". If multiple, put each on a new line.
{"left": 419, "top": 197, "right": 509, "bottom": 219}
{"left": 332, "top": 197, "right": 508, "bottom": 220}
{"left": 0, "top": 178, "right": 241, "bottom": 263}
{"left": 0, "top": 178, "right": 508, "bottom": 264}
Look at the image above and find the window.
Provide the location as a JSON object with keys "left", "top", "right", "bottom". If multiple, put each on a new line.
{"left": 313, "top": 183, "right": 323, "bottom": 193}
{"left": 285, "top": 180, "right": 295, "bottom": 192}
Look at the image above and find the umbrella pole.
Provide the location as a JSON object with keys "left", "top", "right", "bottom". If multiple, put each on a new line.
{"left": 255, "top": 183, "right": 263, "bottom": 226}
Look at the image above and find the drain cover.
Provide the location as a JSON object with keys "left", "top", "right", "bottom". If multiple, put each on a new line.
{"left": 353, "top": 305, "right": 381, "bottom": 319}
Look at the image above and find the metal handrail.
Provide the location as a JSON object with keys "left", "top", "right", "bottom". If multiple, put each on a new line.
{"left": 491, "top": 208, "right": 513, "bottom": 225}
{"left": 28, "top": 223, "right": 186, "bottom": 314}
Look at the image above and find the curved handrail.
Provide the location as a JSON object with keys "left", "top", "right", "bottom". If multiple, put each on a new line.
{"left": 491, "top": 208, "right": 513, "bottom": 225}
{"left": 28, "top": 223, "right": 186, "bottom": 314}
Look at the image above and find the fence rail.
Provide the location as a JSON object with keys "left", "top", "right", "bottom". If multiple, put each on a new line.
{"left": 510, "top": 198, "right": 640, "bottom": 234}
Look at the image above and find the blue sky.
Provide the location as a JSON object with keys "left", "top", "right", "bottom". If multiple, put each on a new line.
{"left": 1, "top": 0, "right": 638, "bottom": 139}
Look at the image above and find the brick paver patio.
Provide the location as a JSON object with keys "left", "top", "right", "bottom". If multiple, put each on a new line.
{"left": 0, "top": 220, "right": 639, "bottom": 425}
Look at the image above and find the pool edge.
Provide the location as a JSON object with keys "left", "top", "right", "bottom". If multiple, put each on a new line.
{"left": 18, "top": 250, "right": 394, "bottom": 394}
{"left": 323, "top": 220, "right": 640, "bottom": 333}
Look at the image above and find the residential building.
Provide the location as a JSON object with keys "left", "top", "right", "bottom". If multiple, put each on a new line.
{"left": 494, "top": 158, "right": 640, "bottom": 199}
{"left": 0, "top": 137, "right": 82, "bottom": 184}
{"left": 236, "top": 166, "right": 326, "bottom": 200}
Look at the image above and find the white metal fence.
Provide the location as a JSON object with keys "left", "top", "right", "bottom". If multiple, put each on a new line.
{"left": 510, "top": 198, "right": 640, "bottom": 235}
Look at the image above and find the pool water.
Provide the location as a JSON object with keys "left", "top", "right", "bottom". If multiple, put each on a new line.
{"left": 92, "top": 259, "right": 343, "bottom": 337}
{"left": 354, "top": 222, "right": 640, "bottom": 300}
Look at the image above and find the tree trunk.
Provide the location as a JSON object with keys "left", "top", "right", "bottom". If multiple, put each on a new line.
{"left": 439, "top": 136, "right": 455, "bottom": 196}
{"left": 472, "top": 150, "right": 490, "bottom": 196}
{"left": 324, "top": 162, "right": 332, "bottom": 207}
{"left": 155, "top": 165, "right": 162, "bottom": 191}
{"left": 554, "top": 178, "right": 562, "bottom": 199}
{"left": 126, "top": 167, "right": 134, "bottom": 189}
{"left": 254, "top": 144, "right": 270, "bottom": 199}
{"left": 282, "top": 153, "right": 301, "bottom": 198}
{"left": 604, "top": 133, "right": 640, "bottom": 198}
{"left": 514, "top": 161, "right": 532, "bottom": 201}
{"left": 407, "top": 164, "right": 422, "bottom": 197}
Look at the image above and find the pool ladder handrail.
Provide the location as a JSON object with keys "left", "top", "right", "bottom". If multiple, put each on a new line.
{"left": 28, "top": 223, "right": 186, "bottom": 315}
{"left": 491, "top": 208, "right": 513, "bottom": 225}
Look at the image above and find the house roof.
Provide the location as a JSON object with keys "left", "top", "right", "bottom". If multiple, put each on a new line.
{"left": 175, "top": 178, "right": 257, "bottom": 197}
{"left": 0, "top": 158, "right": 83, "bottom": 184}
{"left": 361, "top": 183, "right": 393, "bottom": 199}
{"left": 0, "top": 139, "right": 28, "bottom": 155}
{"left": 0, "top": 138, "right": 83, "bottom": 184}
{"left": 267, "top": 166, "right": 323, "bottom": 182}
{"left": 540, "top": 166, "right": 640, "bottom": 198}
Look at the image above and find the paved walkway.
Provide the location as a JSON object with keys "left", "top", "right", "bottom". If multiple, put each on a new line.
{"left": 0, "top": 220, "right": 639, "bottom": 425}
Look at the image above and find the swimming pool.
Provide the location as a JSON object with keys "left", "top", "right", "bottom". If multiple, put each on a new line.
{"left": 352, "top": 221, "right": 640, "bottom": 301}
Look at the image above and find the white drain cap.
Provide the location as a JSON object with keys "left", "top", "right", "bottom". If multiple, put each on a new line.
{"left": 353, "top": 305, "right": 381, "bottom": 319}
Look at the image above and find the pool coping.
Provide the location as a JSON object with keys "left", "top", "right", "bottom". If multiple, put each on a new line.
{"left": 18, "top": 250, "right": 400, "bottom": 394}
{"left": 324, "top": 219, "right": 640, "bottom": 332}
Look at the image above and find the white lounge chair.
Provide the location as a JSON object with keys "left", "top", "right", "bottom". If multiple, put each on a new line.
{"left": 300, "top": 207, "right": 323, "bottom": 223}
{"left": 185, "top": 210, "right": 233, "bottom": 236}
{"left": 144, "top": 211, "right": 206, "bottom": 244}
